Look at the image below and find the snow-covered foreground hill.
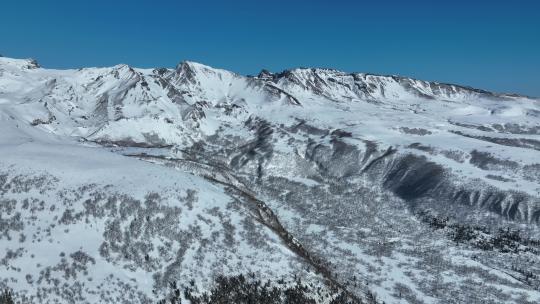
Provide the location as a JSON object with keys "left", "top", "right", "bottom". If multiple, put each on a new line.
{"left": 1, "top": 56, "right": 540, "bottom": 303}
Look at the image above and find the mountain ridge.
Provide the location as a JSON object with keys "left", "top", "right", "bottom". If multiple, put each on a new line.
{"left": 2, "top": 56, "right": 536, "bottom": 99}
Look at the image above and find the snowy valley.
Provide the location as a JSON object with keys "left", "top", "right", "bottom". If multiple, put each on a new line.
{"left": 1, "top": 55, "right": 540, "bottom": 303}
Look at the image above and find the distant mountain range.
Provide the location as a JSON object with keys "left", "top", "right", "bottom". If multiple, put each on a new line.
{"left": 1, "top": 56, "right": 539, "bottom": 303}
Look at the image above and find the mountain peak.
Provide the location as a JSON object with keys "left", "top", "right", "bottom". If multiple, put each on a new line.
{"left": 256, "top": 69, "right": 274, "bottom": 81}
{"left": 175, "top": 60, "right": 221, "bottom": 74}
{"left": 0, "top": 56, "right": 40, "bottom": 70}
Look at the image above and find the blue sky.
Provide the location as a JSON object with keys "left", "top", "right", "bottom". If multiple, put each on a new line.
{"left": 1, "top": 0, "right": 539, "bottom": 96}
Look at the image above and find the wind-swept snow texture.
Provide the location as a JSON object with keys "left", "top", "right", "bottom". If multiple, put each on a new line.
{"left": 1, "top": 56, "right": 540, "bottom": 303}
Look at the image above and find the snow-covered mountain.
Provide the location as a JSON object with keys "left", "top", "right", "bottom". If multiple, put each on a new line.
{"left": 1, "top": 56, "right": 540, "bottom": 303}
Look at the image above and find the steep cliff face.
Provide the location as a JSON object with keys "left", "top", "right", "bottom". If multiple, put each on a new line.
{"left": 1, "top": 56, "right": 540, "bottom": 303}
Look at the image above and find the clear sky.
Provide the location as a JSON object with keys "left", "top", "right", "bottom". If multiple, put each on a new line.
{"left": 1, "top": 0, "right": 539, "bottom": 96}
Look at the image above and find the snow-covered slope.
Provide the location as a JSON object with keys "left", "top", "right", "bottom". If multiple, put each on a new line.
{"left": 1, "top": 56, "right": 540, "bottom": 303}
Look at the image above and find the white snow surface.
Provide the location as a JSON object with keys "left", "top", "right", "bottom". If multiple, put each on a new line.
{"left": 1, "top": 56, "right": 540, "bottom": 303}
